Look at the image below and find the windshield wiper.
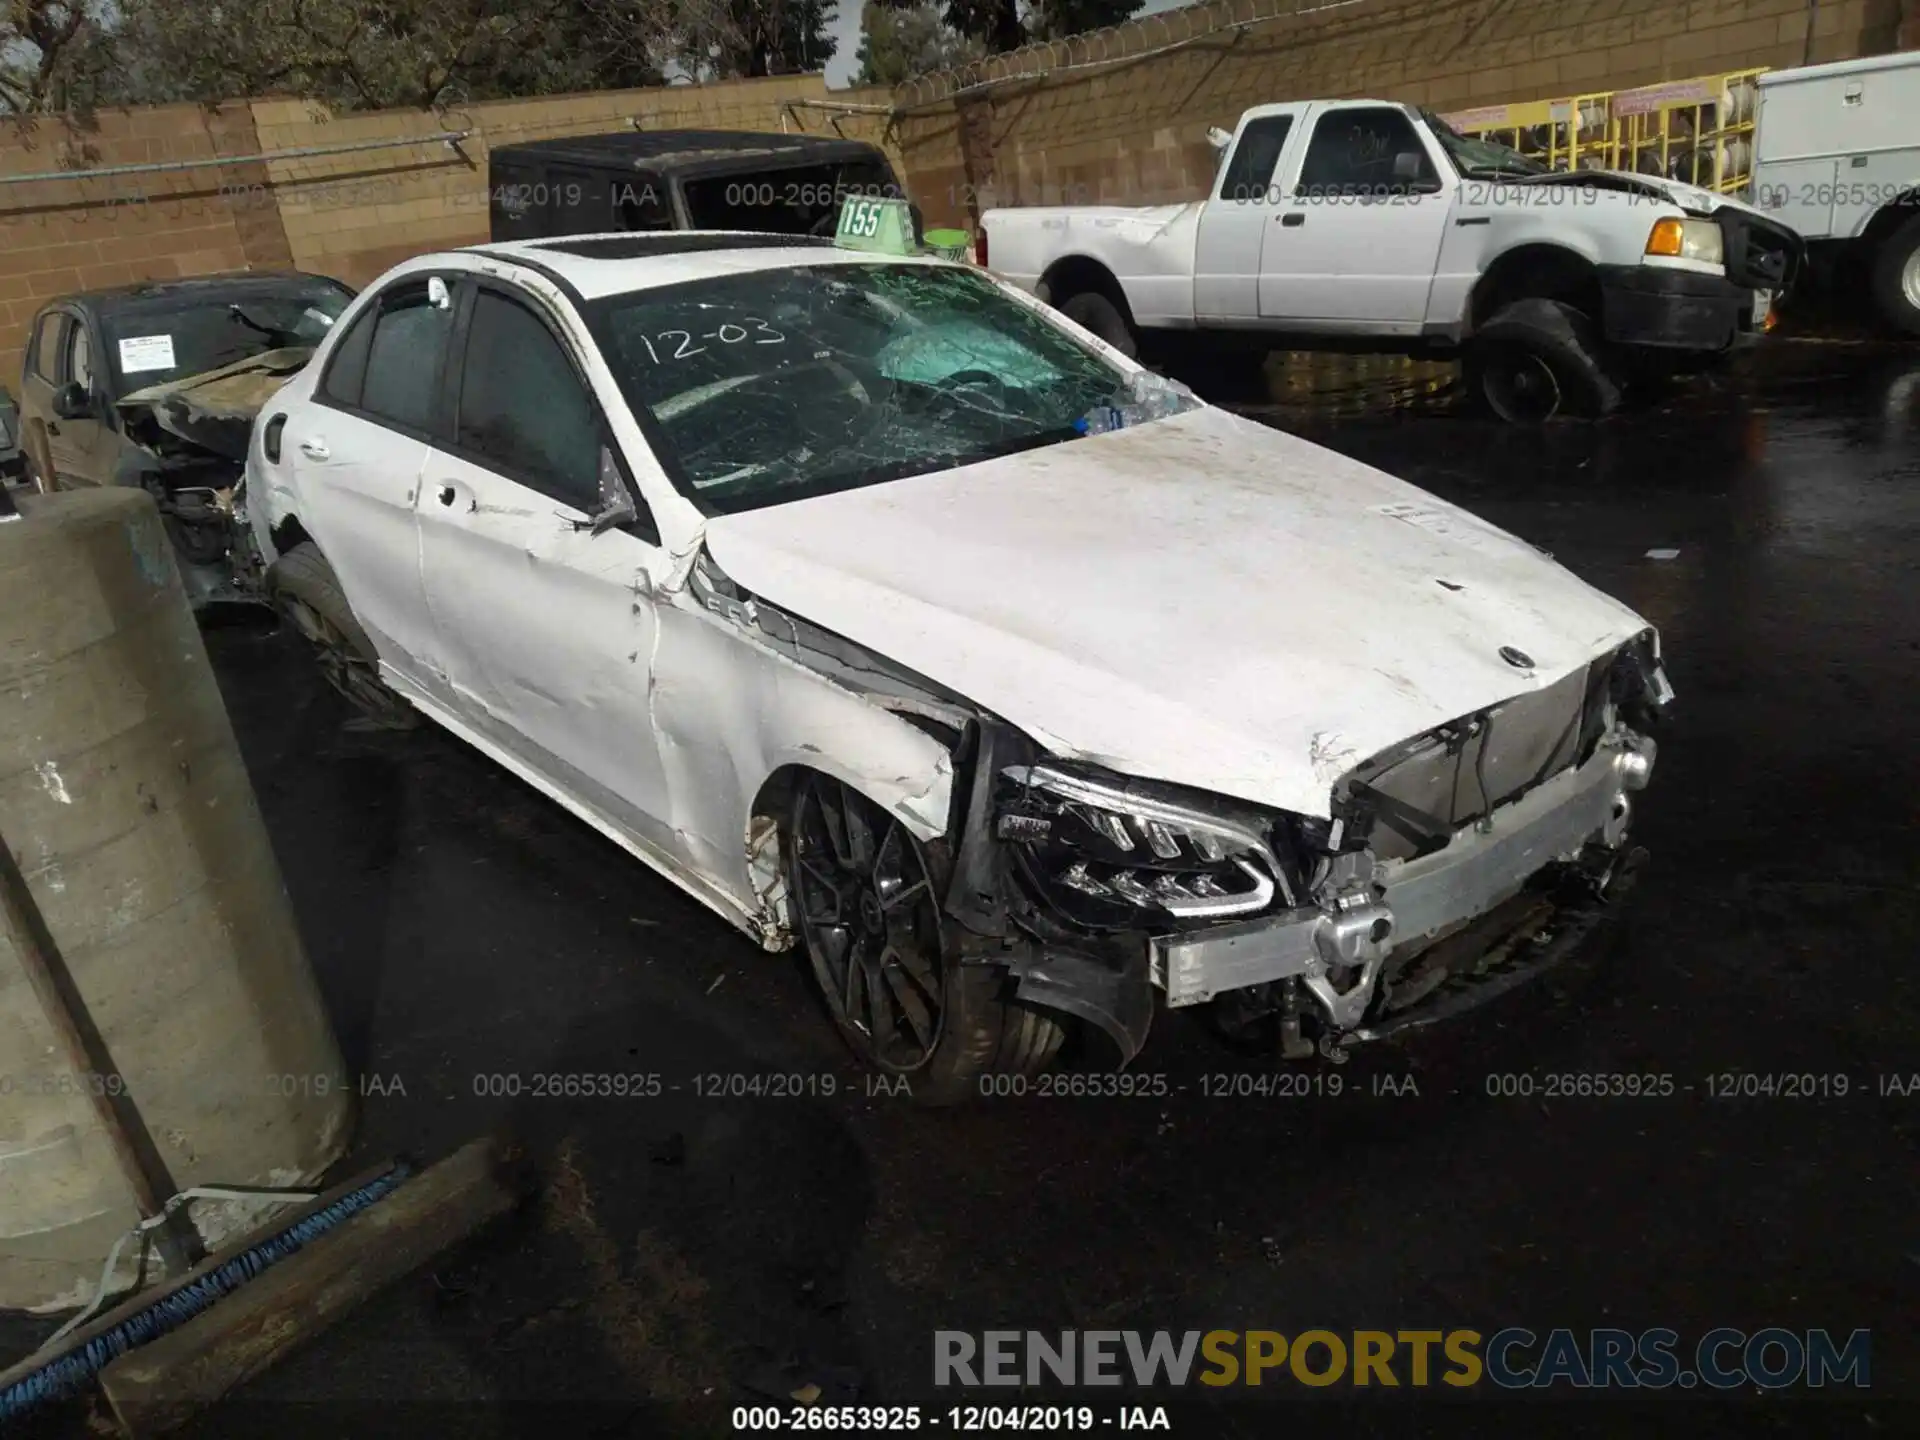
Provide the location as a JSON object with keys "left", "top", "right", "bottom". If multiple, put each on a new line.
{"left": 228, "top": 304, "right": 299, "bottom": 344}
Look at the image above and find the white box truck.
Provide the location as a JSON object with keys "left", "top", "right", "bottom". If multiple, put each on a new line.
{"left": 1750, "top": 50, "right": 1920, "bottom": 334}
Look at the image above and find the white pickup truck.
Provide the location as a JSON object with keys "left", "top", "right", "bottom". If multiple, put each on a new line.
{"left": 981, "top": 99, "right": 1803, "bottom": 420}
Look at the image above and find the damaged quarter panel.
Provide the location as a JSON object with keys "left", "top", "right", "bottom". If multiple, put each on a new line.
{"left": 985, "top": 203, "right": 1204, "bottom": 326}
{"left": 648, "top": 569, "right": 958, "bottom": 946}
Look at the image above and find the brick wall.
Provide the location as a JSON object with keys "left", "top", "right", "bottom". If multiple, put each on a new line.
{"left": 0, "top": 104, "right": 295, "bottom": 390}
{"left": 252, "top": 73, "right": 839, "bottom": 289}
{"left": 0, "top": 75, "right": 839, "bottom": 388}
{"left": 892, "top": 0, "right": 1911, "bottom": 229}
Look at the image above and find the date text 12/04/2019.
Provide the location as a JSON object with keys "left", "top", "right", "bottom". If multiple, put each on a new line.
{"left": 730, "top": 1405, "right": 1172, "bottom": 1431}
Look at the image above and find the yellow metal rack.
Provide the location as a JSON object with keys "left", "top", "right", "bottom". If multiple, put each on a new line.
{"left": 1442, "top": 68, "right": 1766, "bottom": 193}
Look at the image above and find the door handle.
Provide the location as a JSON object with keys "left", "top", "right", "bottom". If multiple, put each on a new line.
{"left": 1280, "top": 212, "right": 1305, "bottom": 227}
{"left": 437, "top": 484, "right": 457, "bottom": 507}
{"left": 297, "top": 437, "right": 330, "bottom": 460}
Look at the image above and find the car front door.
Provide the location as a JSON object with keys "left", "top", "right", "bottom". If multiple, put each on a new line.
{"left": 415, "top": 278, "right": 677, "bottom": 856}
{"left": 1194, "top": 111, "right": 1300, "bottom": 320}
{"left": 1259, "top": 104, "right": 1453, "bottom": 328}
{"left": 51, "top": 315, "right": 123, "bottom": 486}
{"left": 19, "top": 310, "right": 69, "bottom": 487}
{"left": 290, "top": 273, "right": 458, "bottom": 696}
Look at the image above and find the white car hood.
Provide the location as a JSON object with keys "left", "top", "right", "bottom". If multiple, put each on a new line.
{"left": 701, "top": 406, "right": 1650, "bottom": 818}
{"left": 1572, "top": 168, "right": 1770, "bottom": 221}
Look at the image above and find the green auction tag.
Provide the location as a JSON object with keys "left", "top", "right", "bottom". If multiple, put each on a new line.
{"left": 834, "top": 195, "right": 917, "bottom": 255}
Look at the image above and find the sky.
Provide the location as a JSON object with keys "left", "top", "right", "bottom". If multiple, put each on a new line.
{"left": 823, "top": 0, "right": 1194, "bottom": 87}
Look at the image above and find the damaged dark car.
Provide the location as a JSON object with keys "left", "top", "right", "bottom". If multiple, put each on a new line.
{"left": 17, "top": 271, "right": 354, "bottom": 605}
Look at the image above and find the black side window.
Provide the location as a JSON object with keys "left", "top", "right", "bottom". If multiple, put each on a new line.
{"left": 30, "top": 314, "right": 68, "bottom": 384}
{"left": 319, "top": 306, "right": 376, "bottom": 408}
{"left": 490, "top": 163, "right": 545, "bottom": 241}
{"left": 1219, "top": 116, "right": 1295, "bottom": 203}
{"left": 455, "top": 289, "right": 602, "bottom": 510}
{"left": 614, "top": 174, "right": 672, "bottom": 231}
{"left": 361, "top": 281, "right": 454, "bottom": 432}
{"left": 1298, "top": 107, "right": 1438, "bottom": 196}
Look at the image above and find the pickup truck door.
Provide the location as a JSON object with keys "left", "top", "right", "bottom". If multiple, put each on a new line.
{"left": 414, "top": 277, "right": 679, "bottom": 860}
{"left": 1258, "top": 104, "right": 1453, "bottom": 328}
{"left": 1194, "top": 110, "right": 1301, "bottom": 320}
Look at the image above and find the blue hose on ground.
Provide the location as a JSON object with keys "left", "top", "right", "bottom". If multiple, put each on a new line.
{"left": 0, "top": 1162, "right": 414, "bottom": 1425}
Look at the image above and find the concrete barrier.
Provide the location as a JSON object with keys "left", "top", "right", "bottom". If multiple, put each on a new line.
{"left": 0, "top": 488, "right": 350, "bottom": 1313}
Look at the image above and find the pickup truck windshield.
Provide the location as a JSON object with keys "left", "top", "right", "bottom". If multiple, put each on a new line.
{"left": 592, "top": 261, "right": 1182, "bottom": 514}
{"left": 1422, "top": 109, "right": 1549, "bottom": 178}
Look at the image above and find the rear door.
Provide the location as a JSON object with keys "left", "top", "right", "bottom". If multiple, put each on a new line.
{"left": 290, "top": 273, "right": 459, "bottom": 695}
{"left": 415, "top": 278, "right": 676, "bottom": 853}
{"left": 1259, "top": 104, "right": 1453, "bottom": 328}
{"left": 1194, "top": 111, "right": 1300, "bottom": 320}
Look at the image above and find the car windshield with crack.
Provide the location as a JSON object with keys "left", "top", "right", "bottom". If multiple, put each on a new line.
{"left": 590, "top": 262, "right": 1198, "bottom": 512}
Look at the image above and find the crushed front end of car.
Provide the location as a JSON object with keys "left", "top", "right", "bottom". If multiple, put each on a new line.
{"left": 954, "top": 632, "right": 1673, "bottom": 1062}
{"left": 116, "top": 348, "right": 313, "bottom": 607}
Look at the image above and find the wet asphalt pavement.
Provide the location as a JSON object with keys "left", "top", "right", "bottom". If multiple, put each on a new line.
{"left": 10, "top": 334, "right": 1920, "bottom": 1437}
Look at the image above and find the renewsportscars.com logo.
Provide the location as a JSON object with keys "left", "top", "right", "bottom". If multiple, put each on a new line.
{"left": 934, "top": 1328, "right": 1871, "bottom": 1390}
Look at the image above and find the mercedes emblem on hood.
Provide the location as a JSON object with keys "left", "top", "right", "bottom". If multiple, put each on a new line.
{"left": 1499, "top": 646, "right": 1536, "bottom": 670}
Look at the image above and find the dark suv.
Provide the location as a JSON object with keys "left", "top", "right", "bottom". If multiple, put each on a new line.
{"left": 488, "top": 130, "right": 903, "bottom": 243}
{"left": 18, "top": 270, "right": 354, "bottom": 602}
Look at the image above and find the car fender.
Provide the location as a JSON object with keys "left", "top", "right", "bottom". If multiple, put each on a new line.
{"left": 647, "top": 581, "right": 961, "bottom": 949}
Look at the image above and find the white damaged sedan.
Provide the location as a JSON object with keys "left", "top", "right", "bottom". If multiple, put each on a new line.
{"left": 245, "top": 223, "right": 1672, "bottom": 1101}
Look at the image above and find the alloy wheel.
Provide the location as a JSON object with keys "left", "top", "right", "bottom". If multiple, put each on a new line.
{"left": 789, "top": 773, "right": 947, "bottom": 1072}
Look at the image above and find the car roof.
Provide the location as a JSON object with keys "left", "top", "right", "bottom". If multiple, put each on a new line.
{"left": 458, "top": 232, "right": 941, "bottom": 301}
{"left": 489, "top": 129, "right": 884, "bottom": 175}
{"left": 45, "top": 270, "right": 350, "bottom": 316}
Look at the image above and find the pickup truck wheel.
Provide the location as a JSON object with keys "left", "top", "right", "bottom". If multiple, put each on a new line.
{"left": 1869, "top": 215, "right": 1920, "bottom": 337}
{"left": 788, "top": 772, "right": 1064, "bottom": 1105}
{"left": 1058, "top": 291, "right": 1138, "bottom": 360}
{"left": 1466, "top": 298, "right": 1622, "bottom": 423}
{"left": 268, "top": 541, "right": 418, "bottom": 731}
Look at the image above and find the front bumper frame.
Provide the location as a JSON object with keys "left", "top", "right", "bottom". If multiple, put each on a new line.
{"left": 1148, "top": 736, "right": 1648, "bottom": 1025}
{"left": 1596, "top": 264, "right": 1754, "bottom": 351}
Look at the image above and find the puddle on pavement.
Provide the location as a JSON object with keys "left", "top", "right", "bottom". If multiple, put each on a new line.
{"left": 1165, "top": 335, "right": 1920, "bottom": 441}
{"left": 1172, "top": 349, "right": 1464, "bottom": 421}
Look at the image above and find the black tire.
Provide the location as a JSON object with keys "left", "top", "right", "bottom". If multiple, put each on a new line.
{"left": 1869, "top": 214, "right": 1920, "bottom": 337}
{"left": 1465, "top": 298, "right": 1623, "bottom": 423}
{"left": 786, "top": 771, "right": 1064, "bottom": 1105}
{"left": 267, "top": 541, "right": 418, "bottom": 730}
{"left": 1058, "top": 290, "right": 1139, "bottom": 360}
